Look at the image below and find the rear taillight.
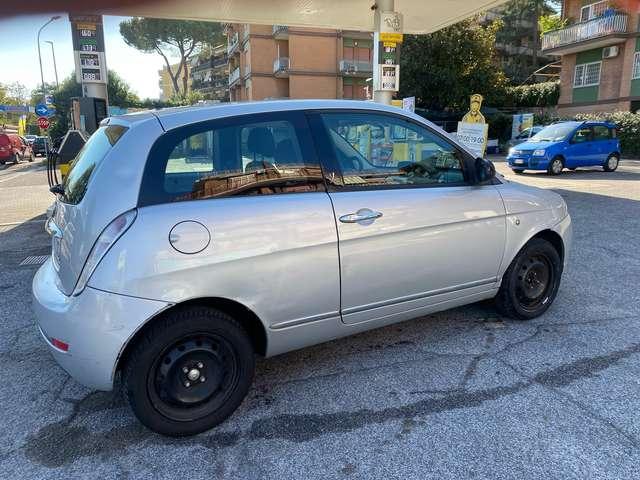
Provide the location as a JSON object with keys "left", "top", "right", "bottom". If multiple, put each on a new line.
{"left": 72, "top": 209, "right": 137, "bottom": 296}
{"left": 51, "top": 338, "right": 69, "bottom": 352}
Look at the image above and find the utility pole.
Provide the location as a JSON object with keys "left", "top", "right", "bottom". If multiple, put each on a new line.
{"left": 37, "top": 16, "right": 60, "bottom": 102}
{"left": 45, "top": 40, "right": 59, "bottom": 89}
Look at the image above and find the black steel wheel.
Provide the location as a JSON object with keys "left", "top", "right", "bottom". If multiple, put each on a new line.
{"left": 123, "top": 306, "right": 255, "bottom": 436}
{"left": 495, "top": 237, "right": 562, "bottom": 320}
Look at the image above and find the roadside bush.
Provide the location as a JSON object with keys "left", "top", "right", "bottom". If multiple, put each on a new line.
{"left": 507, "top": 81, "right": 560, "bottom": 108}
{"left": 575, "top": 111, "right": 640, "bottom": 157}
{"left": 486, "top": 112, "right": 513, "bottom": 143}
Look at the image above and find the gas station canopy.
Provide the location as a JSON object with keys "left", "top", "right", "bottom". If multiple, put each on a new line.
{"left": 106, "top": 0, "right": 506, "bottom": 33}
{"left": 4, "top": 0, "right": 506, "bottom": 34}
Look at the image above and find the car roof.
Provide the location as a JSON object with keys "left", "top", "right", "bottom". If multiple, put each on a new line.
{"left": 109, "top": 100, "right": 415, "bottom": 132}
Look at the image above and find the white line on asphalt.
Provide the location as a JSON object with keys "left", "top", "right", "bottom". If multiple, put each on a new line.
{"left": 0, "top": 169, "right": 32, "bottom": 184}
{"left": 0, "top": 220, "right": 46, "bottom": 226}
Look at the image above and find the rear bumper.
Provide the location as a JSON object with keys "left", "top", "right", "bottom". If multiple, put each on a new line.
{"left": 32, "top": 258, "right": 170, "bottom": 390}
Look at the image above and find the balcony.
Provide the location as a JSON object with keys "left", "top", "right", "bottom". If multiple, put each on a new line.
{"left": 273, "top": 25, "right": 289, "bottom": 39}
{"left": 229, "top": 67, "right": 240, "bottom": 86}
{"left": 273, "top": 57, "right": 290, "bottom": 77}
{"left": 192, "top": 56, "right": 229, "bottom": 73}
{"left": 227, "top": 32, "right": 240, "bottom": 55}
{"left": 339, "top": 59, "right": 373, "bottom": 77}
{"left": 541, "top": 13, "right": 629, "bottom": 55}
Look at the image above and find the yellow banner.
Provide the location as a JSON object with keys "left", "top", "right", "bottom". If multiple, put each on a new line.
{"left": 380, "top": 32, "right": 403, "bottom": 43}
{"left": 77, "top": 23, "right": 97, "bottom": 30}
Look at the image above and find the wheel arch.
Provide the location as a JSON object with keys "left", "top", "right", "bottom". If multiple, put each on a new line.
{"left": 114, "top": 296, "right": 268, "bottom": 378}
{"left": 531, "top": 229, "right": 564, "bottom": 264}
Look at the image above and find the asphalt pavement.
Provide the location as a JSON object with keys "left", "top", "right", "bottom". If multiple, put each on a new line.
{"left": 0, "top": 158, "right": 639, "bottom": 479}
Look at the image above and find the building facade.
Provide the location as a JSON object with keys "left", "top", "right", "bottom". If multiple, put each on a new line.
{"left": 158, "top": 62, "right": 191, "bottom": 101}
{"left": 542, "top": 0, "right": 640, "bottom": 116}
{"left": 226, "top": 24, "right": 373, "bottom": 102}
{"left": 190, "top": 44, "right": 229, "bottom": 102}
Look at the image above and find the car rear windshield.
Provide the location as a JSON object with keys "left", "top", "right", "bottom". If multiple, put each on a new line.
{"left": 530, "top": 124, "right": 576, "bottom": 142}
{"left": 62, "top": 124, "right": 128, "bottom": 205}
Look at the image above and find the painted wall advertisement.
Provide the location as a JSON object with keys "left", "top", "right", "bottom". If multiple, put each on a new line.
{"left": 512, "top": 113, "right": 534, "bottom": 139}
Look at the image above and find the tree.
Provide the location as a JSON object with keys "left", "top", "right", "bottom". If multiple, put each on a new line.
{"left": 45, "top": 71, "right": 141, "bottom": 139}
{"left": 399, "top": 18, "right": 508, "bottom": 111}
{"left": 539, "top": 13, "right": 566, "bottom": 35}
{"left": 119, "top": 18, "right": 224, "bottom": 98}
{"left": 493, "top": 0, "right": 558, "bottom": 83}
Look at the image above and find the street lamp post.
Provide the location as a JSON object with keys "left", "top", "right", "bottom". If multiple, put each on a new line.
{"left": 37, "top": 15, "right": 61, "bottom": 103}
{"left": 44, "top": 40, "right": 59, "bottom": 89}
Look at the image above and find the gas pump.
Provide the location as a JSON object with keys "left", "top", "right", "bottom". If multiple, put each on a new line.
{"left": 47, "top": 97, "right": 105, "bottom": 187}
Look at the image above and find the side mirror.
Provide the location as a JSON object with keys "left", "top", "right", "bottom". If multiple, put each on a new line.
{"left": 465, "top": 157, "right": 496, "bottom": 185}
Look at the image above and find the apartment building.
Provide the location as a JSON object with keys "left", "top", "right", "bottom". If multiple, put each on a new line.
{"left": 158, "top": 62, "right": 186, "bottom": 101}
{"left": 190, "top": 44, "right": 229, "bottom": 102}
{"left": 226, "top": 24, "right": 373, "bottom": 101}
{"left": 542, "top": 0, "right": 640, "bottom": 116}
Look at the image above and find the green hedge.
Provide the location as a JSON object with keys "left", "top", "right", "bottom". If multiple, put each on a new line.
{"left": 507, "top": 81, "right": 560, "bottom": 107}
{"left": 575, "top": 111, "right": 640, "bottom": 157}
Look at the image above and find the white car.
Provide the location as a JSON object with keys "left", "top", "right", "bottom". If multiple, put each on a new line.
{"left": 33, "top": 100, "right": 572, "bottom": 436}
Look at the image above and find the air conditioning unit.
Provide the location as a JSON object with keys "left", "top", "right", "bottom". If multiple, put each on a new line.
{"left": 603, "top": 46, "right": 619, "bottom": 59}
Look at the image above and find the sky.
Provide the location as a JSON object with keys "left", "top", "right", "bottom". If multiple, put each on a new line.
{"left": 0, "top": 14, "right": 180, "bottom": 100}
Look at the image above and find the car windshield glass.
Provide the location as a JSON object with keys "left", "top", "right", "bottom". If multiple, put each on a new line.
{"left": 62, "top": 125, "right": 128, "bottom": 205}
{"left": 530, "top": 124, "right": 575, "bottom": 142}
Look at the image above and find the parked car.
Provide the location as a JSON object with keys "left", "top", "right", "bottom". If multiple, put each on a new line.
{"left": 506, "top": 125, "right": 544, "bottom": 150}
{"left": 25, "top": 134, "right": 37, "bottom": 145}
{"left": 507, "top": 121, "right": 620, "bottom": 175}
{"left": 0, "top": 132, "right": 33, "bottom": 164}
{"left": 32, "top": 136, "right": 50, "bottom": 156}
{"left": 34, "top": 100, "right": 572, "bottom": 436}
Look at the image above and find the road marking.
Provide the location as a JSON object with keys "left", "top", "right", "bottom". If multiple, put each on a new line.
{"left": 0, "top": 220, "right": 46, "bottom": 227}
{"left": 0, "top": 170, "right": 32, "bottom": 184}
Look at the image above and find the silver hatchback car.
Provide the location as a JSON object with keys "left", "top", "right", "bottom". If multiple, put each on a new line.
{"left": 33, "top": 100, "right": 571, "bottom": 436}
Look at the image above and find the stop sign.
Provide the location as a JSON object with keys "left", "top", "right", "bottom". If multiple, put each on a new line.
{"left": 37, "top": 116, "right": 50, "bottom": 129}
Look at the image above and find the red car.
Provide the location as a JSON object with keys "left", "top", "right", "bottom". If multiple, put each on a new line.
{"left": 0, "top": 132, "right": 34, "bottom": 165}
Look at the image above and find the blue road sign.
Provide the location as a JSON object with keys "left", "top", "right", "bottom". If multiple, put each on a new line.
{"left": 35, "top": 104, "right": 49, "bottom": 116}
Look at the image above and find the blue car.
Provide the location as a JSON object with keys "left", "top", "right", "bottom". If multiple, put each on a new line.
{"left": 507, "top": 121, "right": 620, "bottom": 175}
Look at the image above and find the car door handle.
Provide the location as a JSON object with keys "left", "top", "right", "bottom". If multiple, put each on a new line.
{"left": 339, "top": 208, "right": 383, "bottom": 223}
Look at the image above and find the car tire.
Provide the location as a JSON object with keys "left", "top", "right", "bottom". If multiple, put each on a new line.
{"left": 494, "top": 238, "right": 562, "bottom": 320}
{"left": 513, "top": 169, "right": 525, "bottom": 174}
{"left": 123, "top": 305, "right": 255, "bottom": 437}
{"left": 547, "top": 156, "right": 564, "bottom": 175}
{"left": 603, "top": 154, "right": 619, "bottom": 172}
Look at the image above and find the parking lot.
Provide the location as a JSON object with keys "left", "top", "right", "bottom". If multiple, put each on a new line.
{"left": 0, "top": 158, "right": 639, "bottom": 479}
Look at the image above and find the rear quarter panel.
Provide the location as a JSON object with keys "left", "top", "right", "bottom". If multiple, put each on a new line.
{"left": 88, "top": 193, "right": 341, "bottom": 330}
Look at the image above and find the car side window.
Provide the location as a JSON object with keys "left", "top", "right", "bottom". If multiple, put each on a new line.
{"left": 142, "top": 115, "right": 324, "bottom": 205}
{"left": 593, "top": 125, "right": 611, "bottom": 141}
{"left": 319, "top": 112, "right": 466, "bottom": 188}
{"left": 572, "top": 127, "right": 592, "bottom": 143}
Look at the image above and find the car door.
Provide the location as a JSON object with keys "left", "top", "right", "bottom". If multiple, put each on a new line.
{"left": 309, "top": 110, "right": 506, "bottom": 325}
{"left": 566, "top": 126, "right": 594, "bottom": 166}
{"left": 591, "top": 124, "right": 613, "bottom": 165}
